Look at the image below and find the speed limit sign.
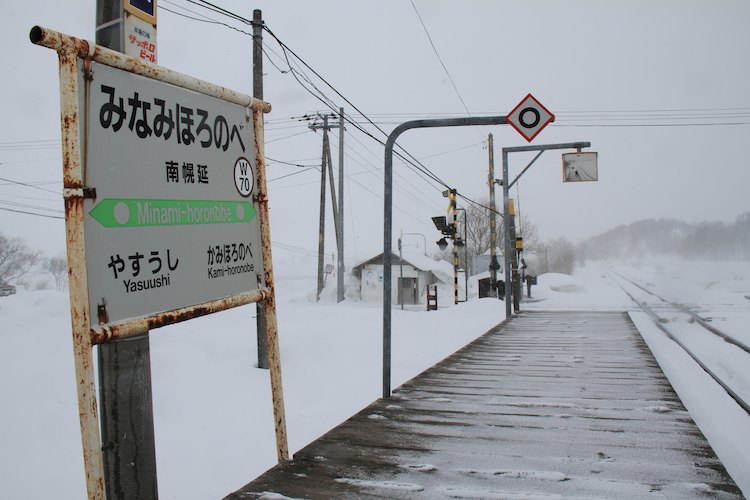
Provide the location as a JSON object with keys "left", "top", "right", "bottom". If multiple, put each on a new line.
{"left": 506, "top": 94, "right": 554, "bottom": 142}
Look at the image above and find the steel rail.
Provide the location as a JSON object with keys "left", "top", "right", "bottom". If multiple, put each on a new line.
{"left": 611, "top": 269, "right": 750, "bottom": 354}
{"left": 607, "top": 271, "right": 750, "bottom": 415}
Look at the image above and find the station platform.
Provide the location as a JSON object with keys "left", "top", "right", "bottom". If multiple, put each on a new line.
{"left": 227, "top": 311, "right": 741, "bottom": 499}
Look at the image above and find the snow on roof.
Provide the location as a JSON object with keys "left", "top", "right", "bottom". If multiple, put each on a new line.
{"left": 351, "top": 250, "right": 454, "bottom": 283}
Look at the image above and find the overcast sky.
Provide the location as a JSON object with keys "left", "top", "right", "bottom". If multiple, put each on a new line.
{"left": 2, "top": 1, "right": 749, "bottom": 264}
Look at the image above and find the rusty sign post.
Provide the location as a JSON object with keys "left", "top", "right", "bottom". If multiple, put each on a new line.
{"left": 30, "top": 26, "right": 288, "bottom": 499}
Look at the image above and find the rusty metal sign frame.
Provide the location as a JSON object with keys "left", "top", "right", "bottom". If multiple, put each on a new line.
{"left": 29, "top": 25, "right": 288, "bottom": 499}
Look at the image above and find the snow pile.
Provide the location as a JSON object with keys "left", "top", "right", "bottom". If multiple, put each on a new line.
{"left": 0, "top": 271, "right": 503, "bottom": 499}
{"left": 1, "top": 259, "right": 748, "bottom": 498}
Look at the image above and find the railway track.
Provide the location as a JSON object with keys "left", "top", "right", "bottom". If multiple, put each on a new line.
{"left": 607, "top": 269, "right": 750, "bottom": 415}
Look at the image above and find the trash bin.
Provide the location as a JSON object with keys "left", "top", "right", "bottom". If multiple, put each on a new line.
{"left": 478, "top": 278, "right": 494, "bottom": 298}
{"left": 496, "top": 280, "right": 505, "bottom": 299}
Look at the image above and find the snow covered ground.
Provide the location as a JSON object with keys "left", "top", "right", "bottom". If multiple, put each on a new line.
{"left": 1, "top": 257, "right": 748, "bottom": 498}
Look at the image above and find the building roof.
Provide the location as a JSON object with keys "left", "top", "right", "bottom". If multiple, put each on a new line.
{"left": 351, "top": 251, "right": 454, "bottom": 283}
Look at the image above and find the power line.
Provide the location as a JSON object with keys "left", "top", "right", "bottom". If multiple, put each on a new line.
{"left": 266, "top": 130, "right": 310, "bottom": 144}
{"left": 0, "top": 199, "right": 63, "bottom": 214}
{"left": 243, "top": 11, "right": 498, "bottom": 215}
{"left": 0, "top": 180, "right": 61, "bottom": 187}
{"left": 408, "top": 0, "right": 486, "bottom": 141}
{"left": 265, "top": 156, "right": 320, "bottom": 168}
{"left": 418, "top": 141, "right": 485, "bottom": 160}
{"left": 161, "top": 3, "right": 750, "bottom": 130}
{"left": 267, "top": 168, "right": 318, "bottom": 182}
{"left": 0, "top": 177, "right": 61, "bottom": 195}
{"left": 159, "top": 3, "right": 252, "bottom": 36}
{"left": 0, "top": 157, "right": 61, "bottom": 166}
{"left": 327, "top": 128, "right": 445, "bottom": 213}
{"left": 189, "top": 0, "right": 250, "bottom": 24}
{"left": 161, "top": 2, "right": 742, "bottom": 223}
{"left": 262, "top": 25, "right": 450, "bottom": 188}
{"left": 409, "top": 1, "right": 473, "bottom": 120}
{"left": 0, "top": 206, "right": 64, "bottom": 219}
{"left": 553, "top": 122, "right": 750, "bottom": 128}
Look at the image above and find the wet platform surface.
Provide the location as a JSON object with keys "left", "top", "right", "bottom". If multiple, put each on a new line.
{"left": 227, "top": 311, "right": 741, "bottom": 499}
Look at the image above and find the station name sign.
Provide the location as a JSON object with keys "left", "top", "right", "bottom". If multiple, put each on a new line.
{"left": 80, "top": 60, "right": 263, "bottom": 325}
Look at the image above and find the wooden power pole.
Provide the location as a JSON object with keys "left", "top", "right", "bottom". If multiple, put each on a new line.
{"left": 308, "top": 113, "right": 344, "bottom": 301}
{"left": 488, "top": 133, "right": 500, "bottom": 294}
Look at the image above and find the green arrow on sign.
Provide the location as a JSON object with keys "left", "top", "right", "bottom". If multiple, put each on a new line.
{"left": 89, "top": 199, "right": 257, "bottom": 228}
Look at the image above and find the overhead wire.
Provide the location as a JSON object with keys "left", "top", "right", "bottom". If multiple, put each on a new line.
{"left": 163, "top": 1, "right": 746, "bottom": 224}
{"left": 0, "top": 199, "right": 63, "bottom": 214}
{"left": 409, "top": 0, "right": 485, "bottom": 140}
{"left": 265, "top": 130, "right": 310, "bottom": 144}
{"left": 327, "top": 130, "right": 443, "bottom": 214}
{"left": 267, "top": 168, "right": 319, "bottom": 183}
{"left": 187, "top": 3, "right": 507, "bottom": 219}
{"left": 0, "top": 176, "right": 61, "bottom": 195}
{"left": 261, "top": 24, "right": 452, "bottom": 191}
{"left": 265, "top": 156, "right": 320, "bottom": 168}
{"left": 161, "top": 3, "right": 750, "bottom": 129}
{"left": 0, "top": 206, "right": 64, "bottom": 219}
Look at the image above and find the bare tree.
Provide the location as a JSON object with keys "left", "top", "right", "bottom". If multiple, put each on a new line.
{"left": 462, "top": 200, "right": 540, "bottom": 267}
{"left": 0, "top": 233, "right": 40, "bottom": 283}
{"left": 45, "top": 257, "right": 68, "bottom": 291}
{"left": 463, "top": 201, "right": 503, "bottom": 262}
{"left": 432, "top": 199, "right": 542, "bottom": 274}
{"left": 517, "top": 217, "right": 541, "bottom": 255}
{"left": 542, "top": 238, "right": 577, "bottom": 274}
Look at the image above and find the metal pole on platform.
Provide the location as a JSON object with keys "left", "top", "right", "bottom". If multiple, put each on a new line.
{"left": 383, "top": 115, "right": 508, "bottom": 398}
{"left": 488, "top": 134, "right": 500, "bottom": 295}
{"left": 451, "top": 190, "right": 459, "bottom": 305}
{"left": 501, "top": 141, "right": 592, "bottom": 318}
{"left": 502, "top": 149, "right": 512, "bottom": 318}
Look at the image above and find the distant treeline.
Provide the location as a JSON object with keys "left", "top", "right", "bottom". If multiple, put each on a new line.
{"left": 578, "top": 213, "right": 750, "bottom": 261}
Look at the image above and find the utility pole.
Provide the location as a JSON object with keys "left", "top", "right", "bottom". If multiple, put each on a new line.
{"left": 337, "top": 108, "right": 345, "bottom": 303}
{"left": 252, "top": 9, "right": 268, "bottom": 370}
{"left": 456, "top": 207, "right": 468, "bottom": 301}
{"left": 488, "top": 134, "right": 500, "bottom": 295}
{"left": 450, "top": 189, "right": 459, "bottom": 305}
{"left": 313, "top": 115, "right": 329, "bottom": 301}
{"left": 95, "top": 1, "right": 159, "bottom": 498}
{"left": 308, "top": 113, "right": 345, "bottom": 301}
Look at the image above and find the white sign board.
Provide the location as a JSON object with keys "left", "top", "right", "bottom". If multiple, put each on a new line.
{"left": 506, "top": 94, "right": 554, "bottom": 142}
{"left": 79, "top": 59, "right": 263, "bottom": 325}
{"left": 124, "top": 12, "right": 157, "bottom": 64}
{"left": 562, "top": 152, "right": 599, "bottom": 182}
